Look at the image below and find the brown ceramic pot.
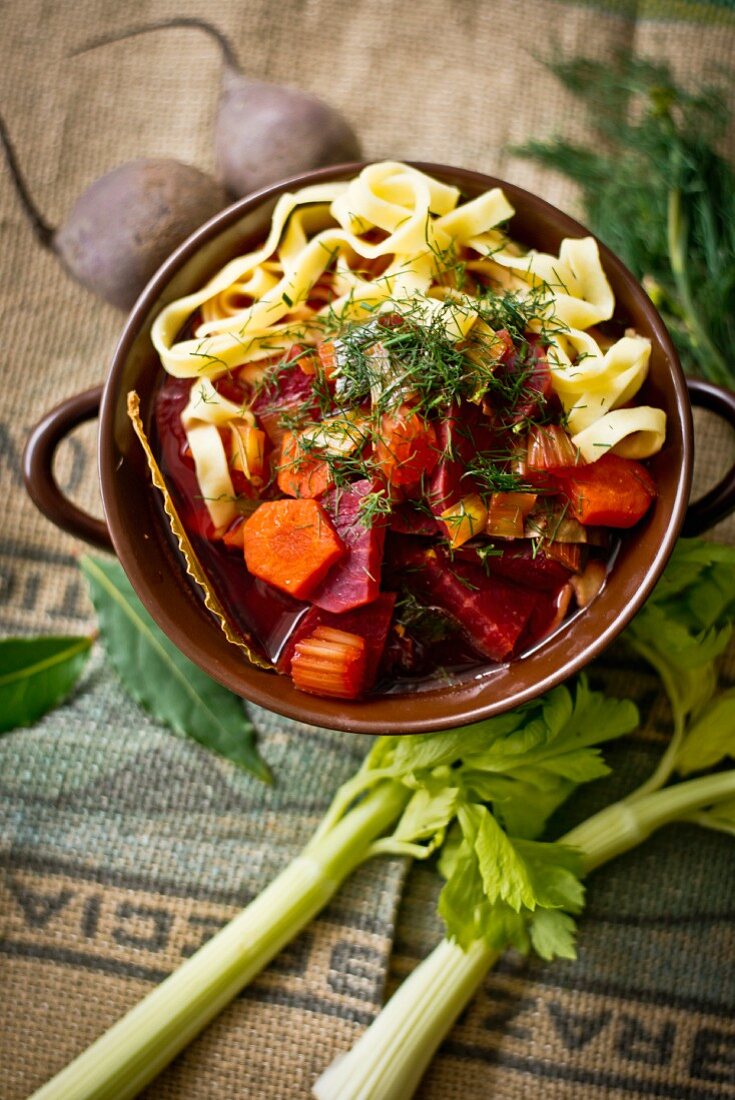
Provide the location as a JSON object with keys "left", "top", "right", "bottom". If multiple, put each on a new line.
{"left": 23, "top": 163, "right": 735, "bottom": 733}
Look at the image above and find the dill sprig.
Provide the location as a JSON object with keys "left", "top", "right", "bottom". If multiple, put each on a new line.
{"left": 357, "top": 489, "right": 393, "bottom": 528}
{"left": 514, "top": 52, "right": 735, "bottom": 388}
{"left": 393, "top": 591, "right": 459, "bottom": 644}
{"left": 314, "top": 288, "right": 555, "bottom": 421}
{"left": 463, "top": 452, "right": 530, "bottom": 496}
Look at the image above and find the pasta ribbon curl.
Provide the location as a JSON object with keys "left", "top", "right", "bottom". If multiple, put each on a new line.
{"left": 149, "top": 162, "right": 667, "bottom": 529}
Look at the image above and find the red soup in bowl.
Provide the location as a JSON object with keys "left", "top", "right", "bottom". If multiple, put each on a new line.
{"left": 25, "top": 162, "right": 735, "bottom": 733}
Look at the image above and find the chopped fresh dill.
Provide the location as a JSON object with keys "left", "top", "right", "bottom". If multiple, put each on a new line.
{"left": 357, "top": 489, "right": 392, "bottom": 528}
{"left": 393, "top": 591, "right": 458, "bottom": 644}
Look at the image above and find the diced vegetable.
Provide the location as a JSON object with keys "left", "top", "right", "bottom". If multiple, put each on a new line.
{"left": 251, "top": 353, "right": 320, "bottom": 445}
{"left": 486, "top": 491, "right": 538, "bottom": 539}
{"left": 291, "top": 626, "right": 368, "bottom": 698}
{"left": 543, "top": 541, "right": 584, "bottom": 573}
{"left": 428, "top": 402, "right": 496, "bottom": 513}
{"left": 277, "top": 431, "right": 334, "bottom": 499}
{"left": 463, "top": 324, "right": 514, "bottom": 376}
{"left": 484, "top": 337, "right": 553, "bottom": 429}
{"left": 525, "top": 504, "right": 590, "bottom": 543}
{"left": 230, "top": 422, "right": 266, "bottom": 485}
{"left": 317, "top": 340, "right": 342, "bottom": 379}
{"left": 571, "top": 559, "right": 608, "bottom": 606}
{"left": 389, "top": 503, "right": 442, "bottom": 537}
{"left": 440, "top": 493, "right": 488, "bottom": 548}
{"left": 510, "top": 343, "right": 553, "bottom": 426}
{"left": 299, "top": 411, "right": 368, "bottom": 457}
{"left": 459, "top": 541, "right": 575, "bottom": 591}
{"left": 297, "top": 352, "right": 320, "bottom": 376}
{"left": 527, "top": 423, "right": 579, "bottom": 470}
{"left": 402, "top": 546, "right": 537, "bottom": 661}
{"left": 553, "top": 453, "right": 657, "bottom": 527}
{"left": 374, "top": 405, "right": 438, "bottom": 490}
{"left": 278, "top": 593, "right": 396, "bottom": 687}
{"left": 311, "top": 480, "right": 388, "bottom": 612}
{"left": 243, "top": 499, "right": 344, "bottom": 599}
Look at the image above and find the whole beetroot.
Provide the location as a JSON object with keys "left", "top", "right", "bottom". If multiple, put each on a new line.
{"left": 54, "top": 159, "right": 227, "bottom": 309}
{"left": 73, "top": 18, "right": 363, "bottom": 198}
{"left": 1, "top": 115, "right": 227, "bottom": 309}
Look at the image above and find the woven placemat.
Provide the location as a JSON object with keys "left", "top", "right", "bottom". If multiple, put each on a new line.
{"left": 1, "top": 1, "right": 734, "bottom": 1096}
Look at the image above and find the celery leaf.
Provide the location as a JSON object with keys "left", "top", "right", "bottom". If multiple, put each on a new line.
{"left": 393, "top": 787, "right": 462, "bottom": 845}
{"left": 529, "top": 909, "right": 578, "bottom": 961}
{"left": 676, "top": 689, "right": 735, "bottom": 776}
{"left": 463, "top": 803, "right": 536, "bottom": 912}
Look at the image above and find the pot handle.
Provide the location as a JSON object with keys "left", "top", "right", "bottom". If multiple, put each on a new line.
{"left": 23, "top": 385, "right": 114, "bottom": 552}
{"left": 683, "top": 377, "right": 735, "bottom": 537}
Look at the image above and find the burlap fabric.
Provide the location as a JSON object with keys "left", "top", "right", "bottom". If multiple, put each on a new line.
{"left": 1, "top": 1, "right": 734, "bottom": 1096}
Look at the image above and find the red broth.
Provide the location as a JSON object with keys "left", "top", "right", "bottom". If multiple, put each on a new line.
{"left": 152, "top": 325, "right": 638, "bottom": 698}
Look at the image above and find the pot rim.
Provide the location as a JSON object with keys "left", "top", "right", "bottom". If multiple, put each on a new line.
{"left": 98, "top": 160, "right": 693, "bottom": 734}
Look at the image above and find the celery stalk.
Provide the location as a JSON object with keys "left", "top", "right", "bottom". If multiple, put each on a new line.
{"left": 566, "top": 769, "right": 735, "bottom": 871}
{"left": 31, "top": 780, "right": 408, "bottom": 1100}
{"left": 314, "top": 769, "right": 735, "bottom": 1100}
{"left": 314, "top": 937, "right": 498, "bottom": 1100}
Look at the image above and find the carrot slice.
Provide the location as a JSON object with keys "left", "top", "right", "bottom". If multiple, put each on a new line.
{"left": 552, "top": 454, "right": 656, "bottom": 528}
{"left": 243, "top": 499, "right": 345, "bottom": 598}
{"left": 374, "top": 405, "right": 438, "bottom": 489}
{"left": 277, "top": 431, "right": 335, "bottom": 499}
{"left": 291, "top": 625, "right": 368, "bottom": 698}
{"left": 298, "top": 353, "right": 320, "bottom": 376}
{"left": 317, "top": 340, "right": 342, "bottom": 380}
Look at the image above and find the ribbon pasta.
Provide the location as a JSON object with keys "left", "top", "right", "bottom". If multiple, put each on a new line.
{"left": 152, "top": 161, "right": 666, "bottom": 531}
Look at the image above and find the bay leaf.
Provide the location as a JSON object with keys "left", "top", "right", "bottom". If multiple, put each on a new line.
{"left": 79, "top": 556, "right": 272, "bottom": 783}
{"left": 0, "top": 635, "right": 93, "bottom": 733}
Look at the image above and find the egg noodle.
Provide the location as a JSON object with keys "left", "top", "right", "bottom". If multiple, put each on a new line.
{"left": 152, "top": 161, "right": 666, "bottom": 533}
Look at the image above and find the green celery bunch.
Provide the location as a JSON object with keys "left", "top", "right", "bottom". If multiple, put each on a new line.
{"left": 31, "top": 683, "right": 636, "bottom": 1098}
{"left": 515, "top": 54, "right": 735, "bottom": 389}
{"left": 314, "top": 540, "right": 735, "bottom": 1100}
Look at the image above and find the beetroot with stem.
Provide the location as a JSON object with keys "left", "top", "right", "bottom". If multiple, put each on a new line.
{"left": 0, "top": 114, "right": 227, "bottom": 310}
{"left": 72, "top": 17, "right": 363, "bottom": 198}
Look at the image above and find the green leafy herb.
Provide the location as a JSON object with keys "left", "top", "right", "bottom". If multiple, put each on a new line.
{"left": 393, "top": 591, "right": 458, "bottom": 645}
{"left": 0, "top": 635, "right": 93, "bottom": 733}
{"left": 675, "top": 689, "right": 735, "bottom": 776}
{"left": 622, "top": 539, "right": 735, "bottom": 793}
{"left": 80, "top": 555, "right": 271, "bottom": 783}
{"left": 515, "top": 53, "right": 735, "bottom": 387}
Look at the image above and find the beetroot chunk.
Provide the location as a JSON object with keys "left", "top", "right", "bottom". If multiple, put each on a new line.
{"left": 310, "top": 480, "right": 388, "bottom": 612}
{"left": 455, "top": 541, "right": 574, "bottom": 591}
{"left": 278, "top": 593, "right": 396, "bottom": 686}
{"left": 483, "top": 336, "right": 554, "bottom": 430}
{"left": 428, "top": 402, "right": 497, "bottom": 514}
{"left": 402, "top": 547, "right": 537, "bottom": 662}
{"left": 251, "top": 351, "right": 320, "bottom": 444}
{"left": 389, "top": 502, "right": 442, "bottom": 537}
